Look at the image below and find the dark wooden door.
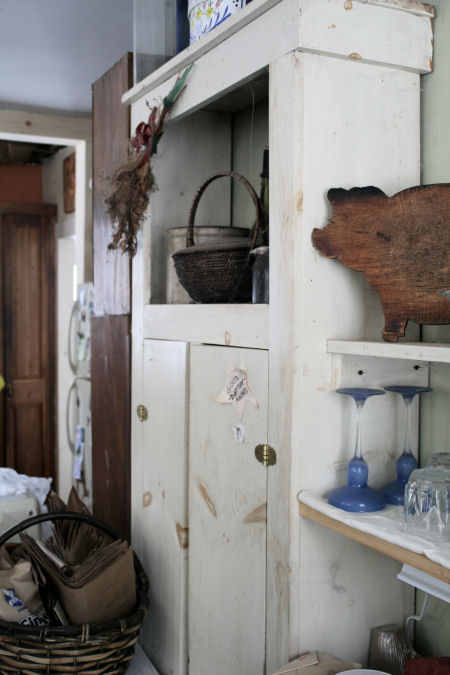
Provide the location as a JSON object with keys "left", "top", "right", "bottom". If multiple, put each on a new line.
{"left": 0, "top": 203, "right": 56, "bottom": 479}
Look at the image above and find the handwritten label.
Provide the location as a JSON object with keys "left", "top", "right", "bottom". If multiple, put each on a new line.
{"left": 214, "top": 362, "right": 258, "bottom": 419}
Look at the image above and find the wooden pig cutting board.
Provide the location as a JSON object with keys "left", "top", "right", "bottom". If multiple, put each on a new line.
{"left": 312, "top": 184, "right": 450, "bottom": 342}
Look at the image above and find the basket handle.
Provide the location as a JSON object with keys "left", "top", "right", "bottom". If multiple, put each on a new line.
{"left": 186, "top": 170, "right": 262, "bottom": 250}
{"left": 0, "top": 511, "right": 122, "bottom": 548}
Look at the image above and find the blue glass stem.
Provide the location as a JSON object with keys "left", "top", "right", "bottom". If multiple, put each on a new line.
{"left": 404, "top": 396, "right": 412, "bottom": 455}
{"left": 348, "top": 399, "right": 369, "bottom": 488}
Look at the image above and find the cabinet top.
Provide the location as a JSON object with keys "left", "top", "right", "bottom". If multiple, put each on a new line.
{"left": 123, "top": 0, "right": 434, "bottom": 115}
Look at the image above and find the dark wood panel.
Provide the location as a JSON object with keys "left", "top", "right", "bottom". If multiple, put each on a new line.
{"left": 13, "top": 404, "right": 44, "bottom": 477}
{"left": 0, "top": 166, "right": 42, "bottom": 204}
{"left": 1, "top": 206, "right": 56, "bottom": 480}
{"left": 93, "top": 53, "right": 133, "bottom": 317}
{"left": 91, "top": 315, "right": 131, "bottom": 541}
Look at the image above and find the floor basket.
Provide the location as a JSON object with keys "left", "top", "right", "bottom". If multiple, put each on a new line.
{"left": 0, "top": 511, "right": 149, "bottom": 674}
{"left": 172, "top": 171, "right": 263, "bottom": 303}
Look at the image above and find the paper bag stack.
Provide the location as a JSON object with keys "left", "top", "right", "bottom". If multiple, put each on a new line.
{"left": 20, "top": 488, "right": 136, "bottom": 626}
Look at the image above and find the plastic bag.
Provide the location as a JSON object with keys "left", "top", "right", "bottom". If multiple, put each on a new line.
{"left": 0, "top": 548, "right": 49, "bottom": 626}
{"left": 0, "top": 468, "right": 52, "bottom": 507}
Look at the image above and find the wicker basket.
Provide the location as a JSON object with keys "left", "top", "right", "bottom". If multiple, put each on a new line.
{"left": 0, "top": 511, "right": 149, "bottom": 674}
{"left": 172, "top": 171, "right": 262, "bottom": 303}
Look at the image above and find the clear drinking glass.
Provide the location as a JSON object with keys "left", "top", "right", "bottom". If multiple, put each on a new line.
{"left": 328, "top": 388, "right": 386, "bottom": 513}
{"left": 403, "top": 467, "right": 450, "bottom": 542}
{"left": 251, "top": 246, "right": 269, "bottom": 303}
{"left": 133, "top": 0, "right": 177, "bottom": 84}
{"left": 425, "top": 452, "right": 450, "bottom": 471}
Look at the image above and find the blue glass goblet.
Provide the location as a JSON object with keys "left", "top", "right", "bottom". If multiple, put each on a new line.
{"left": 381, "top": 385, "right": 432, "bottom": 505}
{"left": 328, "top": 387, "right": 386, "bottom": 513}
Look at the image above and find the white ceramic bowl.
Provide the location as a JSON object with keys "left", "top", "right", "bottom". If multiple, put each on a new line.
{"left": 336, "top": 671, "right": 391, "bottom": 675}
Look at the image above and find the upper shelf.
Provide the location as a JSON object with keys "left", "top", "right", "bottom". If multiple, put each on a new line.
{"left": 123, "top": 0, "right": 434, "bottom": 121}
{"left": 327, "top": 340, "right": 450, "bottom": 364}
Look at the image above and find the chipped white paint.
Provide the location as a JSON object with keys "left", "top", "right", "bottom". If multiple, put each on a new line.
{"left": 188, "top": 345, "right": 268, "bottom": 675}
{"left": 359, "top": 0, "right": 434, "bottom": 17}
{"left": 136, "top": 339, "right": 189, "bottom": 675}
{"left": 268, "top": 47, "right": 423, "bottom": 668}
{"left": 328, "top": 339, "right": 450, "bottom": 363}
{"left": 123, "top": 0, "right": 433, "bottom": 118}
{"left": 128, "top": 0, "right": 436, "bottom": 672}
{"left": 299, "top": 0, "right": 434, "bottom": 73}
{"left": 143, "top": 304, "right": 268, "bottom": 349}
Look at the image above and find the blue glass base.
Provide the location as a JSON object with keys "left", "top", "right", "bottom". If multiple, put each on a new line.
{"left": 381, "top": 452, "right": 417, "bottom": 505}
{"left": 381, "top": 479, "right": 407, "bottom": 506}
{"left": 328, "top": 485, "right": 386, "bottom": 513}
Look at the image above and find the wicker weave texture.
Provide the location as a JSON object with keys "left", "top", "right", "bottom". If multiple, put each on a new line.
{"left": 0, "top": 513, "right": 149, "bottom": 675}
{"left": 173, "top": 171, "right": 262, "bottom": 303}
{"left": 173, "top": 246, "right": 253, "bottom": 303}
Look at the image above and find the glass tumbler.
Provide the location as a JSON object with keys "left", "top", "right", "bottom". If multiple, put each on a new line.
{"left": 403, "top": 467, "right": 450, "bottom": 543}
{"left": 425, "top": 452, "right": 450, "bottom": 471}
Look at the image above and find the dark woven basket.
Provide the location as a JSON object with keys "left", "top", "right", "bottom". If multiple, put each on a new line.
{"left": 172, "top": 171, "right": 262, "bottom": 303}
{"left": 0, "top": 512, "right": 149, "bottom": 674}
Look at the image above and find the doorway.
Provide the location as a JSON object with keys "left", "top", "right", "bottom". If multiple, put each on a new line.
{"left": 0, "top": 203, "right": 56, "bottom": 478}
{"left": 0, "top": 119, "right": 91, "bottom": 495}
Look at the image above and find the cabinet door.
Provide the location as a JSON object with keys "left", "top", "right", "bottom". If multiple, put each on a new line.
{"left": 139, "top": 339, "right": 189, "bottom": 675}
{"left": 189, "top": 345, "right": 268, "bottom": 675}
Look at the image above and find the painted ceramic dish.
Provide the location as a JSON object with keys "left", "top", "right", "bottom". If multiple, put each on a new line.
{"left": 189, "top": 0, "right": 246, "bottom": 44}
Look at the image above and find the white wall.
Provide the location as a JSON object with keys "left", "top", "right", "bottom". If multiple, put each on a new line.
{"left": 417, "top": 0, "right": 450, "bottom": 657}
{"left": 1, "top": 109, "right": 92, "bottom": 503}
{"left": 55, "top": 238, "right": 76, "bottom": 502}
{"left": 42, "top": 147, "right": 77, "bottom": 501}
{"left": 42, "top": 142, "right": 93, "bottom": 503}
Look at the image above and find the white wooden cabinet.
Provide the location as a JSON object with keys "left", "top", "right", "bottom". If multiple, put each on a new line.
{"left": 127, "top": 1, "right": 439, "bottom": 673}
{"left": 189, "top": 345, "right": 268, "bottom": 675}
{"left": 138, "top": 339, "right": 189, "bottom": 675}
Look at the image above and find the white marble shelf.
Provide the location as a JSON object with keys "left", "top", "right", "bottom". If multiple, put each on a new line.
{"left": 299, "top": 490, "right": 450, "bottom": 583}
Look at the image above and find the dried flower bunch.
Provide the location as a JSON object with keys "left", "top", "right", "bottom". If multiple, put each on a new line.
{"left": 105, "top": 64, "right": 193, "bottom": 256}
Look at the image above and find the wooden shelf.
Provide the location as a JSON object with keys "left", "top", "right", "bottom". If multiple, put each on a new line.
{"left": 300, "top": 502, "right": 450, "bottom": 585}
{"left": 143, "top": 303, "right": 269, "bottom": 349}
{"left": 327, "top": 340, "right": 450, "bottom": 364}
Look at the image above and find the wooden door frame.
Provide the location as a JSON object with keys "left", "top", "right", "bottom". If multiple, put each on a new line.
{"left": 0, "top": 202, "right": 57, "bottom": 481}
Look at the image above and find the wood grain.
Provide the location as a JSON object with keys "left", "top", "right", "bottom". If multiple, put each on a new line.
{"left": 312, "top": 184, "right": 450, "bottom": 342}
{"left": 91, "top": 315, "right": 131, "bottom": 541}
{"left": 300, "top": 502, "right": 450, "bottom": 584}
{"left": 92, "top": 53, "right": 133, "bottom": 316}
{"left": 0, "top": 205, "right": 56, "bottom": 479}
{"left": 63, "top": 153, "right": 75, "bottom": 213}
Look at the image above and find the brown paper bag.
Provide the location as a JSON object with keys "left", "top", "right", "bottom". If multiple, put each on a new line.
{"left": 52, "top": 544, "right": 136, "bottom": 625}
{"left": 21, "top": 534, "right": 136, "bottom": 625}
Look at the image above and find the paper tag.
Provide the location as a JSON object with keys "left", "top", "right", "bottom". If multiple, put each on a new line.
{"left": 232, "top": 425, "right": 245, "bottom": 442}
{"left": 77, "top": 333, "right": 87, "bottom": 362}
{"left": 214, "top": 362, "right": 258, "bottom": 420}
{"left": 73, "top": 426, "right": 85, "bottom": 480}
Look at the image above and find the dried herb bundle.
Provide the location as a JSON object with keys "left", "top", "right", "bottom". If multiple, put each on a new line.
{"left": 106, "top": 64, "right": 193, "bottom": 256}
